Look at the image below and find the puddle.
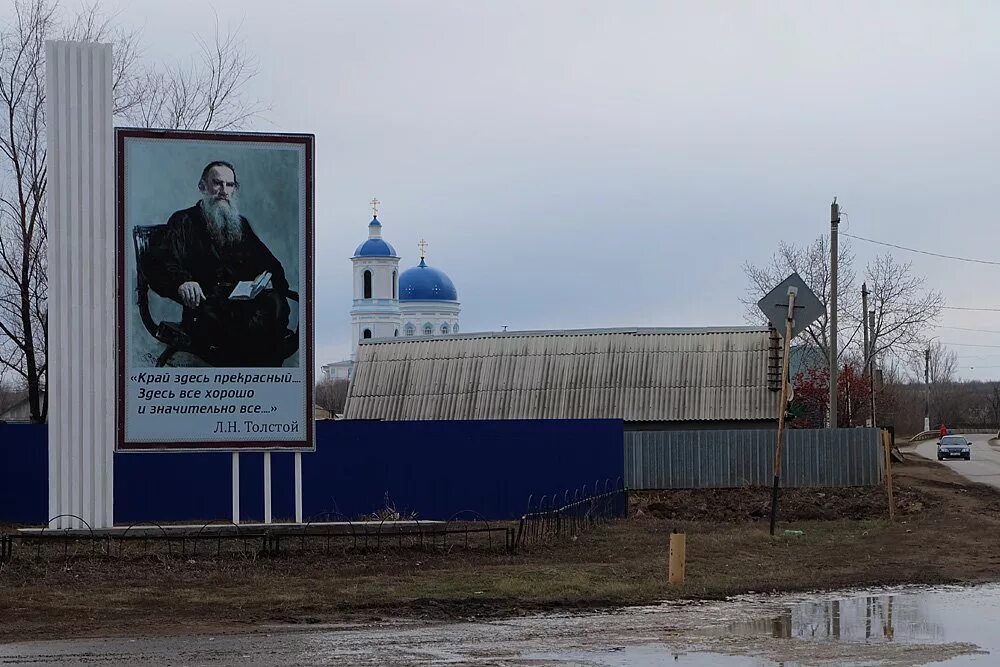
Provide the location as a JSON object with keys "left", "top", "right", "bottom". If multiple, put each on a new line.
{"left": 712, "top": 594, "right": 933, "bottom": 643}
{"left": 525, "top": 646, "right": 770, "bottom": 666}
{"left": 701, "top": 584, "right": 999, "bottom": 665}
{"left": 0, "top": 584, "right": 997, "bottom": 665}
{"left": 522, "top": 585, "right": 999, "bottom": 666}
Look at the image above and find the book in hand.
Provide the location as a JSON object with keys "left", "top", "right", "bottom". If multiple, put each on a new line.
{"left": 229, "top": 271, "right": 272, "bottom": 300}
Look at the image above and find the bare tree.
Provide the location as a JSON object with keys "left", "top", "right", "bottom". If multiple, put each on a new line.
{"left": 0, "top": 0, "right": 263, "bottom": 421}
{"left": 0, "top": 0, "right": 55, "bottom": 422}
{"left": 866, "top": 253, "right": 944, "bottom": 366}
{"left": 0, "top": 379, "right": 24, "bottom": 416}
{"left": 315, "top": 379, "right": 349, "bottom": 415}
{"left": 60, "top": 4, "right": 264, "bottom": 128}
{"left": 744, "top": 237, "right": 944, "bottom": 376}
{"left": 899, "top": 341, "right": 959, "bottom": 428}
{"left": 741, "top": 235, "right": 858, "bottom": 360}
{"left": 905, "top": 341, "right": 958, "bottom": 384}
{"left": 986, "top": 383, "right": 1000, "bottom": 427}
{"left": 122, "top": 21, "right": 262, "bottom": 131}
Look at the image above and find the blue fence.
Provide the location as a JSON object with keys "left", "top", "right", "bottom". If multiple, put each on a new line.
{"left": 1, "top": 419, "right": 625, "bottom": 525}
{"left": 0, "top": 424, "right": 47, "bottom": 525}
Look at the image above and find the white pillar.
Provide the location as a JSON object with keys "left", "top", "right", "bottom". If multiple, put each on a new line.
{"left": 46, "top": 41, "right": 114, "bottom": 530}
{"left": 232, "top": 453, "right": 240, "bottom": 525}
{"left": 294, "top": 452, "right": 303, "bottom": 523}
{"left": 263, "top": 452, "right": 272, "bottom": 524}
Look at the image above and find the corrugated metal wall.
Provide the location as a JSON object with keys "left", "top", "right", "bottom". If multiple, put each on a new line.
{"left": 347, "top": 327, "right": 778, "bottom": 422}
{"left": 625, "top": 428, "right": 884, "bottom": 489}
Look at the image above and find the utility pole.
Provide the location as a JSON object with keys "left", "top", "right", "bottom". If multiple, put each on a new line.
{"left": 830, "top": 198, "right": 840, "bottom": 428}
{"left": 869, "top": 309, "right": 876, "bottom": 428}
{"left": 862, "top": 283, "right": 870, "bottom": 427}
{"left": 924, "top": 347, "right": 931, "bottom": 432}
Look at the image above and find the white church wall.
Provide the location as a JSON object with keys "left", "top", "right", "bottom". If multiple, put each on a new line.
{"left": 401, "top": 300, "right": 460, "bottom": 337}
{"left": 355, "top": 317, "right": 398, "bottom": 341}
{"left": 353, "top": 258, "right": 398, "bottom": 300}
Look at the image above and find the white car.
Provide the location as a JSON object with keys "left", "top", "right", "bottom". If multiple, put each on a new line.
{"left": 937, "top": 435, "right": 971, "bottom": 461}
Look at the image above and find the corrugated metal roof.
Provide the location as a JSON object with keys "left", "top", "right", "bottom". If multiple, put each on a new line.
{"left": 344, "top": 327, "right": 778, "bottom": 422}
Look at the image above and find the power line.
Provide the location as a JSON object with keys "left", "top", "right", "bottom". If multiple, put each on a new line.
{"left": 941, "top": 341, "right": 1000, "bottom": 349}
{"left": 941, "top": 306, "right": 1000, "bottom": 313}
{"left": 842, "top": 232, "right": 1000, "bottom": 318}
{"left": 934, "top": 325, "right": 1000, "bottom": 335}
{"left": 843, "top": 233, "right": 1000, "bottom": 266}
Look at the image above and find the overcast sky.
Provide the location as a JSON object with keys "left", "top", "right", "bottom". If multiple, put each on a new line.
{"left": 67, "top": 1, "right": 1000, "bottom": 380}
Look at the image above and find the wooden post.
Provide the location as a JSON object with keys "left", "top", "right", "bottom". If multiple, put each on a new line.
{"left": 769, "top": 287, "right": 797, "bottom": 536}
{"left": 882, "top": 430, "right": 895, "bottom": 521}
{"left": 668, "top": 531, "right": 686, "bottom": 585}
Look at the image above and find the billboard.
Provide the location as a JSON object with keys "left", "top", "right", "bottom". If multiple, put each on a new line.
{"left": 116, "top": 129, "right": 314, "bottom": 451}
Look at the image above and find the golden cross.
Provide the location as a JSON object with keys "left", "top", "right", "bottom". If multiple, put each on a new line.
{"left": 418, "top": 238, "right": 428, "bottom": 259}
{"left": 370, "top": 197, "right": 380, "bottom": 217}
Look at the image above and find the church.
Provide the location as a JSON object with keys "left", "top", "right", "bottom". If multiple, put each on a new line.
{"left": 322, "top": 203, "right": 778, "bottom": 431}
{"left": 321, "top": 202, "right": 461, "bottom": 381}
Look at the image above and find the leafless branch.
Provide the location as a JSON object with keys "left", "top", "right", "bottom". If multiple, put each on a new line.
{"left": 118, "top": 18, "right": 265, "bottom": 131}
{"left": 740, "top": 235, "right": 857, "bottom": 360}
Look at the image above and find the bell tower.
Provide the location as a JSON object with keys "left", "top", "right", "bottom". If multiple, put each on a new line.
{"left": 350, "top": 198, "right": 401, "bottom": 354}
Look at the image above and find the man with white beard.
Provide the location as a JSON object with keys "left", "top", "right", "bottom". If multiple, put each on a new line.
{"left": 147, "top": 161, "right": 292, "bottom": 367}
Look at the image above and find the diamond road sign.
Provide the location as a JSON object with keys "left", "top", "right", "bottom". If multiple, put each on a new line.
{"left": 757, "top": 272, "right": 824, "bottom": 339}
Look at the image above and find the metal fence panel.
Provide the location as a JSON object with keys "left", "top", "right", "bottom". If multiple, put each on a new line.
{"left": 625, "top": 428, "right": 884, "bottom": 489}
{"left": 1, "top": 419, "right": 627, "bottom": 524}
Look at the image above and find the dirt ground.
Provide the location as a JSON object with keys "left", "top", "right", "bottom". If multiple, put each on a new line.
{"left": 3, "top": 453, "right": 1000, "bottom": 644}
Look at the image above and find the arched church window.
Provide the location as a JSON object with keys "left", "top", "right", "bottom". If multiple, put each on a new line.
{"left": 423, "top": 323, "right": 433, "bottom": 336}
{"left": 405, "top": 323, "right": 415, "bottom": 336}
{"left": 394, "top": 329, "right": 399, "bottom": 337}
{"left": 363, "top": 270, "right": 372, "bottom": 299}
{"left": 363, "top": 329, "right": 372, "bottom": 339}
{"left": 453, "top": 323, "right": 459, "bottom": 333}
{"left": 441, "top": 323, "right": 450, "bottom": 334}
{"left": 392, "top": 270, "right": 397, "bottom": 299}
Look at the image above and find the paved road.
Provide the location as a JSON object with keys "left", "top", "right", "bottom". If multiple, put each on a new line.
{"left": 915, "top": 434, "right": 1000, "bottom": 489}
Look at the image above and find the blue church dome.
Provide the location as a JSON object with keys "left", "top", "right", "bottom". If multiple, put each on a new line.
{"left": 399, "top": 258, "right": 458, "bottom": 301}
{"left": 353, "top": 217, "right": 398, "bottom": 257}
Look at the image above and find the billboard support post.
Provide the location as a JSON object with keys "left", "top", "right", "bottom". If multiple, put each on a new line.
{"left": 294, "top": 453, "right": 303, "bottom": 523}
{"left": 232, "top": 453, "right": 240, "bottom": 524}
{"left": 264, "top": 452, "right": 272, "bottom": 524}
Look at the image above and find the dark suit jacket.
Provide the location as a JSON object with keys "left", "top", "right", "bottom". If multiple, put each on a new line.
{"left": 147, "top": 202, "right": 290, "bottom": 303}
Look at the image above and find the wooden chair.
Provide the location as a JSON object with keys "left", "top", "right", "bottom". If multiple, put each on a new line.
{"left": 132, "top": 224, "right": 299, "bottom": 367}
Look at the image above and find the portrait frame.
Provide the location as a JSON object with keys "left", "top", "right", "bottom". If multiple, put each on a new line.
{"left": 115, "top": 128, "right": 315, "bottom": 452}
